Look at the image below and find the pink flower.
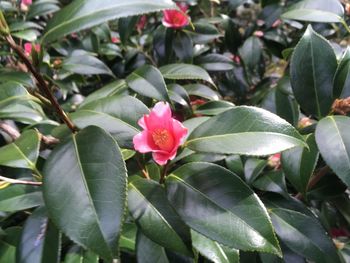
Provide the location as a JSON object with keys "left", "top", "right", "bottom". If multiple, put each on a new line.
{"left": 267, "top": 153, "right": 281, "bottom": 169}
{"left": 137, "top": 15, "right": 147, "bottom": 32}
{"left": 162, "top": 3, "right": 190, "bottom": 29}
{"left": 24, "top": 43, "right": 40, "bottom": 56}
{"left": 133, "top": 102, "right": 188, "bottom": 165}
{"left": 22, "top": 0, "right": 32, "bottom": 6}
{"left": 111, "top": 37, "right": 120, "bottom": 44}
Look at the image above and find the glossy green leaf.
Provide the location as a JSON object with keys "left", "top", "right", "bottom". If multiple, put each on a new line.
{"left": 136, "top": 232, "right": 169, "bottom": 263}
{"left": 80, "top": 80, "right": 127, "bottom": 108}
{"left": 282, "top": 0, "right": 344, "bottom": 23}
{"left": 315, "top": 116, "right": 350, "bottom": 187}
{"left": 128, "top": 178, "right": 192, "bottom": 256}
{"left": 225, "top": 155, "right": 244, "bottom": 179}
{"left": 63, "top": 246, "right": 98, "bottom": 263}
{"left": 160, "top": 63, "right": 215, "bottom": 86}
{"left": 0, "top": 130, "right": 40, "bottom": 170}
{"left": 71, "top": 95, "right": 149, "bottom": 148}
{"left": 191, "top": 230, "right": 239, "bottom": 263}
{"left": 269, "top": 208, "right": 341, "bottom": 263}
{"left": 27, "top": 0, "right": 60, "bottom": 19}
{"left": 166, "top": 162, "right": 282, "bottom": 256}
{"left": 194, "top": 101, "right": 235, "bottom": 116}
{"left": 239, "top": 36, "right": 263, "bottom": 71}
{"left": 42, "top": 0, "right": 175, "bottom": 43}
{"left": 0, "top": 184, "right": 43, "bottom": 212}
{"left": 334, "top": 47, "right": 350, "bottom": 98}
{"left": 126, "top": 65, "right": 170, "bottom": 102}
{"left": 290, "top": 25, "right": 337, "bottom": 118}
{"left": 0, "top": 71, "right": 33, "bottom": 87}
{"left": 244, "top": 158, "right": 267, "bottom": 184}
{"left": 187, "top": 106, "right": 306, "bottom": 156}
{"left": 253, "top": 171, "right": 288, "bottom": 198}
{"left": 184, "top": 84, "right": 220, "bottom": 101}
{"left": 282, "top": 134, "right": 319, "bottom": 194}
{"left": 173, "top": 30, "right": 193, "bottom": 63}
{"left": 120, "top": 222, "right": 137, "bottom": 252}
{"left": 195, "top": 54, "right": 234, "bottom": 72}
{"left": 43, "top": 126, "right": 127, "bottom": 261}
{"left": 62, "top": 55, "right": 114, "bottom": 76}
{"left": 17, "top": 207, "right": 60, "bottom": 263}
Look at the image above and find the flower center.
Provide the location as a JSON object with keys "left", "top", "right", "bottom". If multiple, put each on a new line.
{"left": 152, "top": 128, "right": 174, "bottom": 151}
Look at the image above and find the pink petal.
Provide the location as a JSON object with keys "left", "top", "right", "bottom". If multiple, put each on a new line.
{"left": 152, "top": 150, "right": 177, "bottom": 165}
{"left": 133, "top": 131, "right": 156, "bottom": 153}
{"left": 137, "top": 116, "right": 147, "bottom": 129}
{"left": 171, "top": 119, "right": 188, "bottom": 146}
{"left": 144, "top": 102, "right": 172, "bottom": 131}
{"left": 24, "top": 43, "right": 32, "bottom": 55}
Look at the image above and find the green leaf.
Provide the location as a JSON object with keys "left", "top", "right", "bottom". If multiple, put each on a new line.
{"left": 120, "top": 222, "right": 137, "bottom": 252}
{"left": 43, "top": 126, "right": 127, "bottom": 261}
{"left": 191, "top": 230, "right": 239, "bottom": 263}
{"left": 126, "top": 65, "right": 170, "bottom": 102}
{"left": 194, "top": 101, "right": 235, "bottom": 116}
{"left": 165, "top": 162, "right": 282, "bottom": 256}
{"left": 27, "top": 0, "right": 60, "bottom": 19}
{"left": 42, "top": 0, "right": 175, "bottom": 43}
{"left": 290, "top": 25, "right": 337, "bottom": 119}
{"left": 315, "top": 116, "right": 350, "bottom": 187}
{"left": 0, "top": 184, "right": 43, "bottom": 212}
{"left": 252, "top": 171, "right": 289, "bottom": 198}
{"left": 268, "top": 207, "right": 341, "bottom": 263}
{"left": 0, "top": 130, "right": 40, "bottom": 170}
{"left": 128, "top": 178, "right": 192, "bottom": 256}
{"left": 244, "top": 158, "right": 267, "bottom": 184}
{"left": 282, "top": 0, "right": 344, "bottom": 23}
{"left": 71, "top": 95, "right": 149, "bottom": 148}
{"left": 195, "top": 54, "right": 234, "bottom": 72}
{"left": 282, "top": 134, "right": 319, "bottom": 194}
{"left": 160, "top": 63, "right": 215, "bottom": 87}
{"left": 136, "top": 232, "right": 169, "bottom": 263}
{"left": 17, "top": 207, "right": 60, "bottom": 263}
{"left": 184, "top": 84, "right": 220, "bottom": 101}
{"left": 334, "top": 47, "right": 350, "bottom": 98}
{"left": 79, "top": 80, "right": 127, "bottom": 108}
{"left": 239, "top": 36, "right": 263, "bottom": 71}
{"left": 62, "top": 55, "right": 114, "bottom": 76}
{"left": 186, "top": 106, "right": 306, "bottom": 156}
{"left": 63, "top": 246, "right": 98, "bottom": 263}
{"left": 118, "top": 16, "right": 139, "bottom": 46}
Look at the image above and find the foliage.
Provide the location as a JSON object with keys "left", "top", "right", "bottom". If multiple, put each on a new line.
{"left": 0, "top": 0, "right": 349, "bottom": 262}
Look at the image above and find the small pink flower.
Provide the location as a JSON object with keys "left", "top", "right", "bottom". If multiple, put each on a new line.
{"left": 22, "top": 0, "right": 32, "bottom": 6}
{"left": 24, "top": 43, "right": 40, "bottom": 56}
{"left": 267, "top": 153, "right": 281, "bottom": 169}
{"left": 162, "top": 3, "right": 190, "bottom": 29}
{"left": 272, "top": 19, "right": 282, "bottom": 28}
{"left": 254, "top": 31, "right": 264, "bottom": 38}
{"left": 137, "top": 15, "right": 147, "bottom": 32}
{"left": 111, "top": 37, "right": 120, "bottom": 44}
{"left": 133, "top": 102, "right": 188, "bottom": 165}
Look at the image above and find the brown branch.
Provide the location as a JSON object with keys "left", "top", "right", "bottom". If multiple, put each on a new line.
{"left": 0, "top": 175, "right": 42, "bottom": 186}
{"left": 4, "top": 35, "right": 77, "bottom": 133}
{"left": 295, "top": 166, "right": 331, "bottom": 200}
{"left": 0, "top": 122, "right": 20, "bottom": 141}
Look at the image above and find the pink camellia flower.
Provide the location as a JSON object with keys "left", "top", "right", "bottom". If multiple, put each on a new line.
{"left": 162, "top": 3, "right": 190, "bottom": 29}
{"left": 133, "top": 102, "right": 188, "bottom": 165}
{"left": 22, "top": 0, "right": 32, "bottom": 5}
{"left": 24, "top": 43, "right": 40, "bottom": 56}
{"left": 267, "top": 153, "right": 281, "bottom": 169}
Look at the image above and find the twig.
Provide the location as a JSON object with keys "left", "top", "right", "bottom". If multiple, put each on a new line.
{"left": 135, "top": 155, "right": 150, "bottom": 180}
{"left": 295, "top": 166, "right": 331, "bottom": 200}
{"left": 159, "top": 162, "right": 170, "bottom": 184}
{"left": 0, "top": 175, "right": 42, "bottom": 186}
{"left": 4, "top": 35, "right": 77, "bottom": 133}
{"left": 0, "top": 122, "right": 20, "bottom": 141}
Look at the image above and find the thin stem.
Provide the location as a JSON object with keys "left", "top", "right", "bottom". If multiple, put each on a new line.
{"left": 295, "top": 166, "right": 330, "bottom": 200}
{"left": 4, "top": 35, "right": 77, "bottom": 133}
{"left": 159, "top": 162, "right": 170, "bottom": 184}
{"left": 0, "top": 121, "right": 20, "bottom": 141}
{"left": 340, "top": 18, "right": 350, "bottom": 35}
{"left": 0, "top": 175, "right": 42, "bottom": 186}
{"left": 135, "top": 155, "right": 150, "bottom": 180}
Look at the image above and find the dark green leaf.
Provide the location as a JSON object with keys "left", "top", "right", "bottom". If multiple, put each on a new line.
{"left": 17, "top": 207, "right": 60, "bottom": 263}
{"left": 0, "top": 130, "right": 40, "bottom": 170}
{"left": 194, "top": 101, "right": 235, "bottom": 116}
{"left": 42, "top": 0, "right": 175, "bottom": 43}
{"left": 334, "top": 47, "right": 350, "bottom": 98}
{"left": 187, "top": 106, "right": 306, "bottom": 156}
{"left": 173, "top": 31, "right": 193, "bottom": 63}
{"left": 191, "top": 230, "right": 239, "bottom": 263}
{"left": 315, "top": 116, "right": 350, "bottom": 187}
{"left": 184, "top": 84, "right": 220, "bottom": 101}
{"left": 62, "top": 55, "right": 114, "bottom": 76}
{"left": 166, "top": 162, "right": 282, "bottom": 256}
{"left": 136, "top": 232, "right": 169, "bottom": 263}
{"left": 239, "top": 36, "right": 263, "bottom": 71}
{"left": 282, "top": 134, "right": 319, "bottom": 194}
{"left": 282, "top": 0, "right": 344, "bottom": 23}
{"left": 0, "top": 184, "right": 43, "bottom": 212}
{"left": 160, "top": 64, "right": 215, "bottom": 87}
{"left": 195, "top": 54, "right": 234, "bottom": 72}
{"left": 253, "top": 171, "right": 289, "bottom": 198}
{"left": 43, "top": 126, "right": 127, "bottom": 261}
{"left": 126, "top": 65, "right": 170, "bottom": 102}
{"left": 72, "top": 95, "right": 149, "bottom": 148}
{"left": 118, "top": 16, "right": 139, "bottom": 45}
{"left": 244, "top": 158, "right": 267, "bottom": 184}
{"left": 290, "top": 25, "right": 337, "bottom": 118}
{"left": 128, "top": 178, "right": 192, "bottom": 256}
